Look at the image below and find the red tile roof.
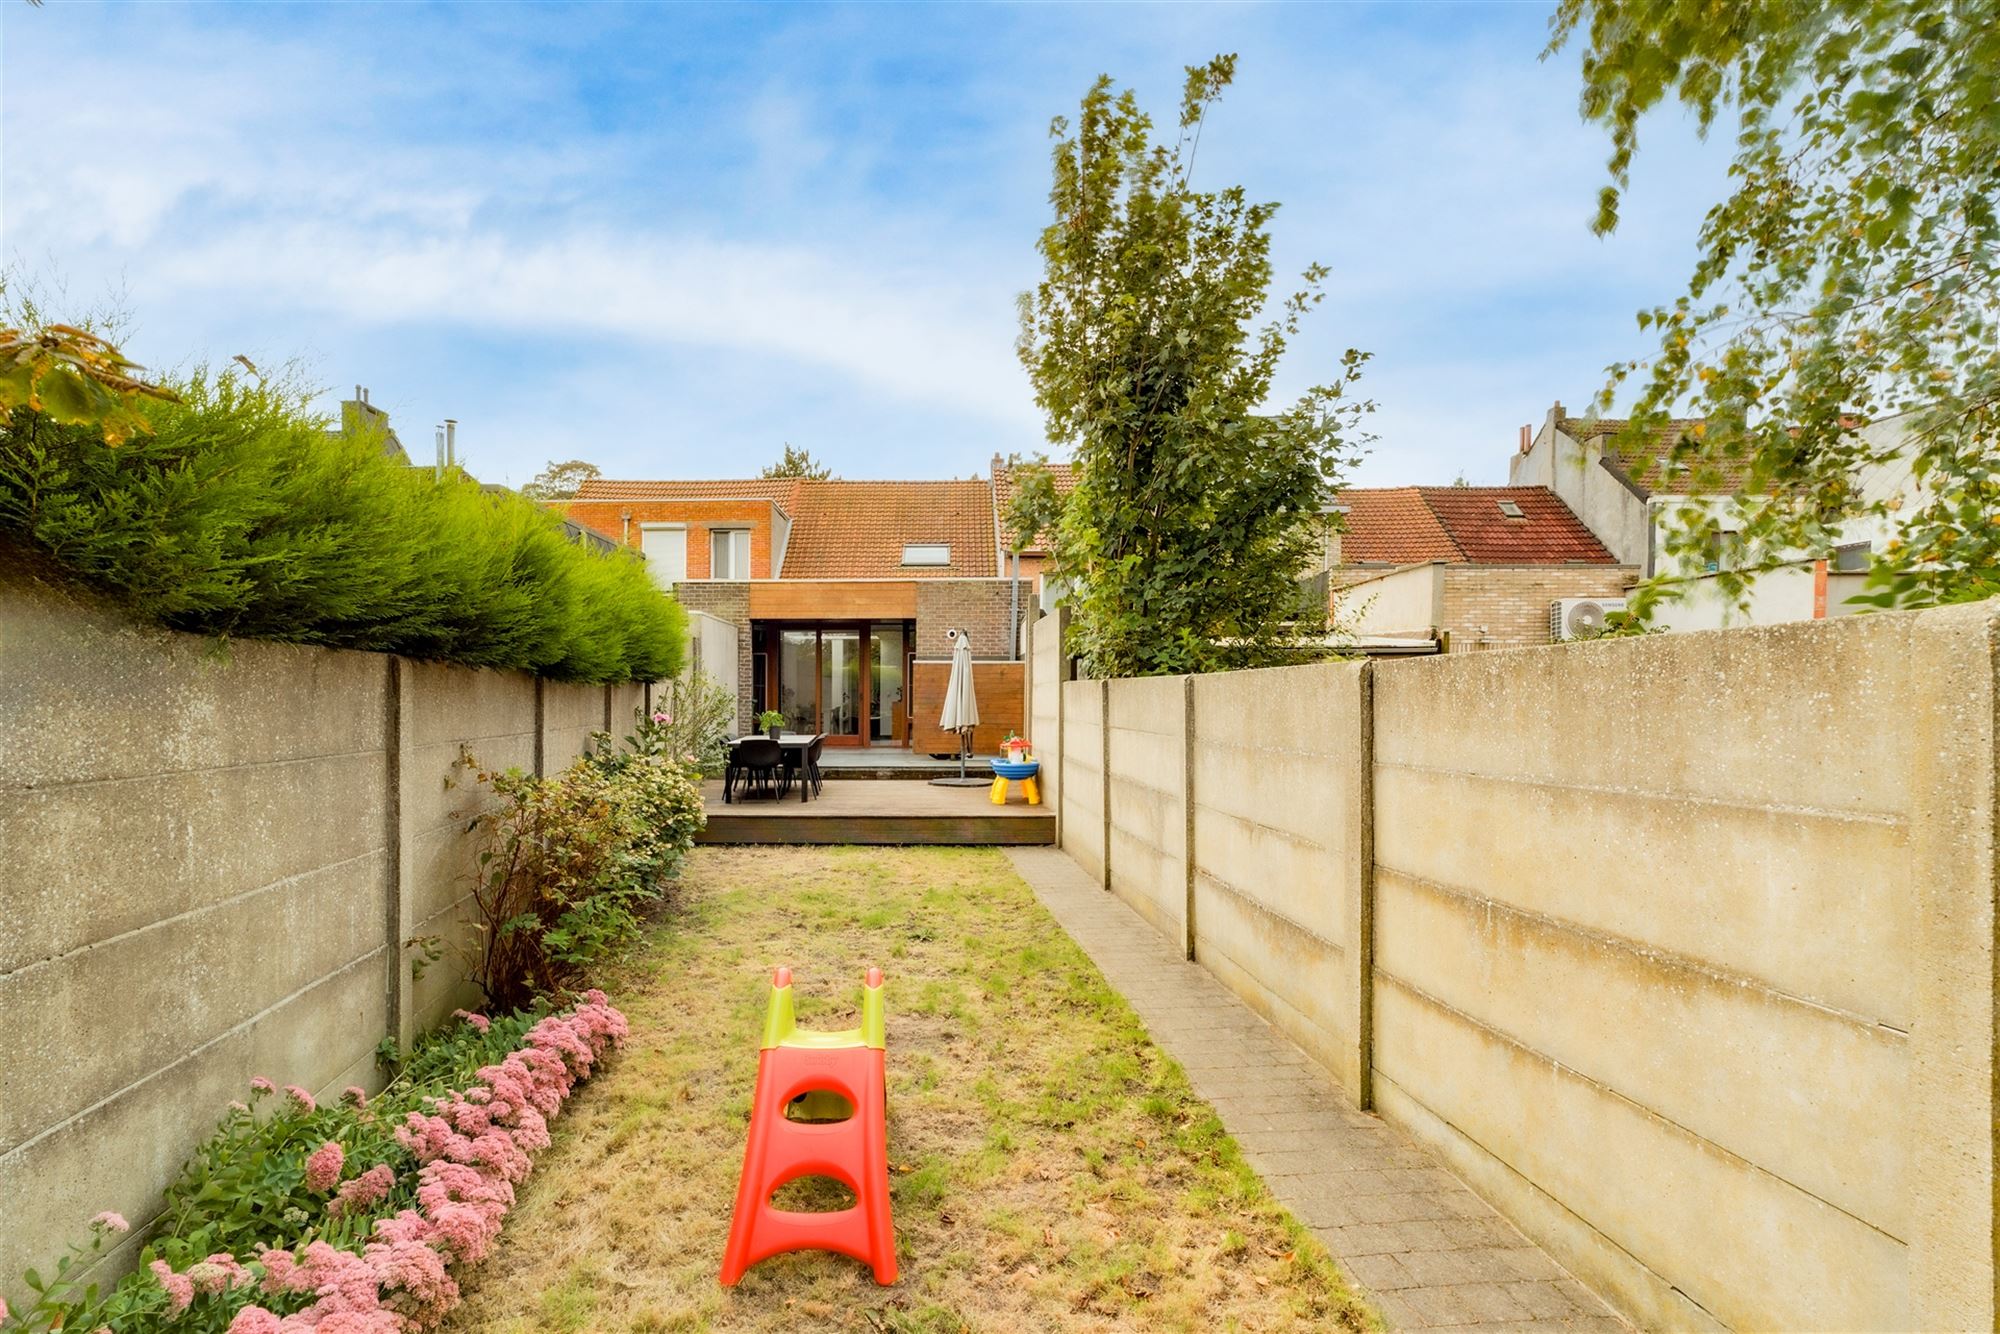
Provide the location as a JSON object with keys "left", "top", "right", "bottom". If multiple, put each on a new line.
{"left": 1335, "top": 486, "right": 1617, "bottom": 566}
{"left": 574, "top": 477, "right": 802, "bottom": 511}
{"left": 782, "top": 480, "right": 998, "bottom": 579}
{"left": 992, "top": 460, "right": 1076, "bottom": 553}
{"left": 1557, "top": 415, "right": 1775, "bottom": 494}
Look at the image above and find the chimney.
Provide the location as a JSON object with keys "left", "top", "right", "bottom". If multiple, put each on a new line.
{"left": 433, "top": 426, "right": 446, "bottom": 476}
{"left": 1519, "top": 424, "right": 1531, "bottom": 453}
{"left": 444, "top": 419, "right": 457, "bottom": 469}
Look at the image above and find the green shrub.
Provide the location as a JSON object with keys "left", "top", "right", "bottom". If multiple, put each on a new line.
{"left": 628, "top": 671, "right": 737, "bottom": 775}
{"left": 469, "top": 750, "right": 704, "bottom": 1009}
{"left": 0, "top": 367, "right": 683, "bottom": 682}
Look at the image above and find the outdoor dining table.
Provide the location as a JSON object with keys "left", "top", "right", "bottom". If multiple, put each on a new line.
{"left": 723, "top": 734, "right": 816, "bottom": 803}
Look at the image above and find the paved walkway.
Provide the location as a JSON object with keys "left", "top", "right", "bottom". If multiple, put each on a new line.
{"left": 1004, "top": 848, "right": 1627, "bottom": 1333}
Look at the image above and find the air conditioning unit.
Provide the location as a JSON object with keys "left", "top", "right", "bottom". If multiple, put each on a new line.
{"left": 1550, "top": 597, "right": 1628, "bottom": 642}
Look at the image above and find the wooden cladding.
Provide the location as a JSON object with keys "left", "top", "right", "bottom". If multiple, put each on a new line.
{"left": 749, "top": 581, "right": 919, "bottom": 621}
{"left": 909, "top": 660, "right": 1025, "bottom": 756}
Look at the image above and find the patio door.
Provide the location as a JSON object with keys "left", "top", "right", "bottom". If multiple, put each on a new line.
{"left": 819, "top": 627, "right": 863, "bottom": 744}
{"left": 869, "top": 623, "right": 906, "bottom": 744}
{"left": 771, "top": 624, "right": 868, "bottom": 746}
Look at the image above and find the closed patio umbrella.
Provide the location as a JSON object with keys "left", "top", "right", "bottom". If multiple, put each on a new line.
{"left": 931, "top": 628, "right": 986, "bottom": 787}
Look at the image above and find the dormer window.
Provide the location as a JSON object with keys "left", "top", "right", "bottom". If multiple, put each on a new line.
{"left": 1497, "top": 500, "right": 1526, "bottom": 520}
{"left": 902, "top": 543, "right": 950, "bottom": 567}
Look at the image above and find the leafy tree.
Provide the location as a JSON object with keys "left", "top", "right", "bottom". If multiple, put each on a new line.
{"left": 0, "top": 324, "right": 175, "bottom": 446}
{"left": 522, "top": 458, "right": 601, "bottom": 501}
{"left": 760, "top": 442, "right": 832, "bottom": 480}
{"left": 1551, "top": 0, "right": 2000, "bottom": 611}
{"left": 1015, "top": 55, "right": 1372, "bottom": 677}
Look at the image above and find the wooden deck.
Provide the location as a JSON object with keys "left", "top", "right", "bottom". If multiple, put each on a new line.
{"left": 695, "top": 778, "right": 1054, "bottom": 846}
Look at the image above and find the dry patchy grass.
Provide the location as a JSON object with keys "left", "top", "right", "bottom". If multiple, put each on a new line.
{"left": 443, "top": 846, "right": 1375, "bottom": 1333}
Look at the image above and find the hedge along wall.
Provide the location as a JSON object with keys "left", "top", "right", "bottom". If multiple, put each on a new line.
{"left": 1035, "top": 601, "right": 2000, "bottom": 1331}
{"left": 0, "top": 573, "right": 647, "bottom": 1288}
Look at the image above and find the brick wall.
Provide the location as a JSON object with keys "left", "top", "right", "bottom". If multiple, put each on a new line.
{"left": 672, "top": 581, "right": 753, "bottom": 733}
{"left": 914, "top": 579, "right": 1028, "bottom": 658}
{"left": 560, "top": 499, "right": 777, "bottom": 579}
{"left": 1440, "top": 566, "right": 1634, "bottom": 650}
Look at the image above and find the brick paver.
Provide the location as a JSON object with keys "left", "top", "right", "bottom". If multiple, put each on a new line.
{"left": 1005, "top": 847, "right": 1628, "bottom": 1332}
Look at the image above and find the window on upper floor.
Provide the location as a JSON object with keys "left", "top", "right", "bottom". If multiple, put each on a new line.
{"left": 902, "top": 543, "right": 951, "bottom": 567}
{"left": 710, "top": 528, "right": 751, "bottom": 580}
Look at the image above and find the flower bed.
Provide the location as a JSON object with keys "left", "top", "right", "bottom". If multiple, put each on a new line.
{"left": 2, "top": 994, "right": 628, "bottom": 1334}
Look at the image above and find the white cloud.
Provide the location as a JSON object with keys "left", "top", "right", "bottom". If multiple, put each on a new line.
{"left": 0, "top": 4, "right": 1745, "bottom": 484}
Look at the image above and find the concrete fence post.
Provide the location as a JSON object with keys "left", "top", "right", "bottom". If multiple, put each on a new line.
{"left": 1354, "top": 659, "right": 1376, "bottom": 1110}
{"left": 1054, "top": 609, "right": 1070, "bottom": 849}
{"left": 1100, "top": 677, "right": 1112, "bottom": 893}
{"left": 386, "top": 657, "right": 417, "bottom": 1051}
{"left": 1910, "top": 602, "right": 2000, "bottom": 1328}
{"left": 532, "top": 677, "right": 548, "bottom": 778}
{"left": 1182, "top": 675, "right": 1196, "bottom": 962}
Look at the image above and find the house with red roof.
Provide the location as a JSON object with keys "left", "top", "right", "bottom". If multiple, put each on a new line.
{"left": 1327, "top": 485, "right": 1635, "bottom": 650}
{"left": 560, "top": 475, "right": 1029, "bottom": 755}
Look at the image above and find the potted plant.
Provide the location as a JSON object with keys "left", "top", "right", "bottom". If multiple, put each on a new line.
{"left": 757, "top": 709, "right": 786, "bottom": 740}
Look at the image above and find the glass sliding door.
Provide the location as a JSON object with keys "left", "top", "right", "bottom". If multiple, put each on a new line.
{"left": 819, "top": 628, "right": 863, "bottom": 741}
{"left": 869, "top": 623, "right": 906, "bottom": 743}
{"left": 776, "top": 630, "right": 817, "bottom": 735}
{"left": 760, "top": 621, "right": 911, "bottom": 746}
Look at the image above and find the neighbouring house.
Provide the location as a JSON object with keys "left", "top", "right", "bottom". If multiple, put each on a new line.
{"left": 1509, "top": 401, "right": 1917, "bottom": 631}
{"left": 1326, "top": 485, "right": 1636, "bottom": 650}
{"left": 560, "top": 477, "right": 1030, "bottom": 755}
{"left": 991, "top": 455, "right": 1077, "bottom": 605}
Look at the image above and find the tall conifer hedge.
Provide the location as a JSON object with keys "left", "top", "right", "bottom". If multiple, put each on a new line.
{"left": 0, "top": 369, "right": 682, "bottom": 683}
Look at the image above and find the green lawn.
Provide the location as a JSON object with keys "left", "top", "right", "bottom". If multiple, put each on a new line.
{"left": 443, "top": 846, "right": 1375, "bottom": 1333}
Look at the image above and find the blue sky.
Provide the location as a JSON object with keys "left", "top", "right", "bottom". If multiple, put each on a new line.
{"left": 1, "top": 3, "right": 1727, "bottom": 489}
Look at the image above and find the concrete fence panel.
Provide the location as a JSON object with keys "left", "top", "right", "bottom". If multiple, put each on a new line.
{"left": 1105, "top": 674, "right": 1188, "bottom": 942}
{"left": 0, "top": 574, "right": 664, "bottom": 1292}
{"left": 399, "top": 660, "right": 537, "bottom": 1035}
{"left": 1189, "top": 661, "right": 1371, "bottom": 1099}
{"left": 1368, "top": 608, "right": 1987, "bottom": 1331}
{"left": 1060, "top": 678, "right": 1104, "bottom": 885}
{"left": 0, "top": 578, "right": 396, "bottom": 1286}
{"left": 1047, "top": 601, "right": 1999, "bottom": 1330}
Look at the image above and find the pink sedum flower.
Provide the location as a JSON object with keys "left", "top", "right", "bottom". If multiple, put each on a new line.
{"left": 150, "top": 1259, "right": 195, "bottom": 1313}
{"left": 284, "top": 1084, "right": 316, "bottom": 1113}
{"left": 0, "top": 1297, "right": 9, "bottom": 1321}
{"left": 341, "top": 1085, "right": 369, "bottom": 1107}
{"left": 249, "top": 1076, "right": 277, "bottom": 1095}
{"left": 329, "top": 1163, "right": 396, "bottom": 1218}
{"left": 89, "top": 1210, "right": 130, "bottom": 1233}
{"left": 227, "top": 1308, "right": 281, "bottom": 1334}
{"left": 305, "top": 1140, "right": 346, "bottom": 1193}
{"left": 451, "top": 1009, "right": 491, "bottom": 1034}
{"left": 135, "top": 995, "right": 627, "bottom": 1334}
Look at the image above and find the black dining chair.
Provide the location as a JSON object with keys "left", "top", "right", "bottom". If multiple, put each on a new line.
{"left": 730, "top": 736, "right": 785, "bottom": 802}
{"left": 784, "top": 733, "right": 827, "bottom": 802}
